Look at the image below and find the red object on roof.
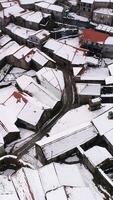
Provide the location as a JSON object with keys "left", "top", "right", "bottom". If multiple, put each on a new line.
{"left": 12, "top": 91, "right": 28, "bottom": 104}
{"left": 81, "top": 28, "right": 109, "bottom": 43}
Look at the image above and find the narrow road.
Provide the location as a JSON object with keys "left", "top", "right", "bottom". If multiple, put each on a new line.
{"left": 13, "top": 68, "right": 78, "bottom": 158}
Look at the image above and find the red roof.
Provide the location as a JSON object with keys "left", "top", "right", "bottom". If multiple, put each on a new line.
{"left": 81, "top": 28, "right": 109, "bottom": 43}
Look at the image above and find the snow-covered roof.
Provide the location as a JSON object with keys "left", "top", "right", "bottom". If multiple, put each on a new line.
{"left": 81, "top": 0, "right": 94, "bottom": 4}
{"left": 48, "top": 104, "right": 113, "bottom": 136}
{"left": 0, "top": 175, "right": 19, "bottom": 200}
{"left": 73, "top": 67, "right": 83, "bottom": 76}
{"left": 0, "top": 34, "right": 11, "bottom": 48}
{"left": 92, "top": 107, "right": 113, "bottom": 135}
{"left": 46, "top": 187, "right": 67, "bottom": 200}
{"left": 108, "top": 63, "right": 113, "bottom": 75}
{"left": 39, "top": 162, "right": 85, "bottom": 193}
{"left": 6, "top": 23, "right": 36, "bottom": 40}
{"left": 79, "top": 84, "right": 101, "bottom": 96}
{"left": 105, "top": 76, "right": 113, "bottom": 85}
{"left": 35, "top": 1, "right": 63, "bottom": 12}
{"left": 85, "top": 146, "right": 112, "bottom": 166}
{"left": 17, "top": 102, "right": 44, "bottom": 126}
{"left": 1, "top": 4, "right": 24, "bottom": 18}
{"left": 0, "top": 41, "right": 21, "bottom": 61}
{"left": 66, "top": 187, "right": 96, "bottom": 200}
{"left": 32, "top": 49, "right": 55, "bottom": 66}
{"left": 14, "top": 46, "right": 35, "bottom": 60}
{"left": 44, "top": 39, "right": 97, "bottom": 65}
{"left": 96, "top": 24, "right": 113, "bottom": 34}
{"left": 104, "top": 36, "right": 113, "bottom": 45}
{"left": 12, "top": 167, "right": 45, "bottom": 200}
{"left": 16, "top": 75, "right": 59, "bottom": 109}
{"left": 93, "top": 8, "right": 113, "bottom": 16}
{"left": 36, "top": 67, "right": 64, "bottom": 92}
{"left": 33, "top": 29, "right": 50, "bottom": 40}
{"left": 36, "top": 124, "right": 97, "bottom": 160}
{"left": 81, "top": 67, "right": 109, "bottom": 81}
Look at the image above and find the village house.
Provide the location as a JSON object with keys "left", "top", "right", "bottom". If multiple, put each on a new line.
{"left": 5, "top": 23, "right": 36, "bottom": 45}
{"left": 102, "top": 36, "right": 113, "bottom": 58}
{"left": 77, "top": 83, "right": 101, "bottom": 104}
{"left": 11, "top": 10, "right": 34, "bottom": 27}
{"left": 35, "top": 2, "right": 64, "bottom": 21}
{"left": 0, "top": 162, "right": 93, "bottom": 199}
{"left": 93, "top": 8, "right": 113, "bottom": 26}
{"left": 0, "top": 34, "right": 12, "bottom": 48}
{"left": 103, "top": 129, "right": 113, "bottom": 154}
{"left": 79, "top": 0, "right": 113, "bottom": 18}
{"left": 96, "top": 24, "right": 113, "bottom": 35}
{"left": 80, "top": 28, "right": 113, "bottom": 58}
{"left": 80, "top": 28, "right": 109, "bottom": 52}
{"left": 0, "top": 40, "right": 21, "bottom": 67}
{"left": 79, "top": 0, "right": 94, "bottom": 18}
{"left": 19, "top": 0, "right": 37, "bottom": 9}
{"left": 10, "top": 45, "right": 36, "bottom": 69}
{"left": 35, "top": 103, "right": 113, "bottom": 164}
{"left": 28, "top": 29, "right": 50, "bottom": 48}
{"left": 16, "top": 75, "right": 60, "bottom": 109}
{"left": 17, "top": 10, "right": 51, "bottom": 31}
{"left": 31, "top": 49, "right": 56, "bottom": 69}
{"left": 97, "top": 158, "right": 113, "bottom": 195}
{"left": 0, "top": 1, "right": 17, "bottom": 10}
{"left": 17, "top": 101, "right": 50, "bottom": 131}
{"left": 0, "top": 4, "right": 25, "bottom": 28}
{"left": 78, "top": 145, "right": 112, "bottom": 173}
{"left": 36, "top": 67, "right": 64, "bottom": 99}
{"left": 44, "top": 39, "right": 98, "bottom": 67}
{"left": 92, "top": 106, "right": 113, "bottom": 136}
{"left": 78, "top": 67, "right": 109, "bottom": 84}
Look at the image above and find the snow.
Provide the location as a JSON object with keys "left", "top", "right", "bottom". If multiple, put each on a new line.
{"left": 17, "top": 102, "right": 44, "bottom": 126}
{"left": 94, "top": 8, "right": 113, "bottom": 16}
{"left": 85, "top": 146, "right": 112, "bottom": 166}
{"left": 96, "top": 24, "right": 113, "bottom": 34}
{"left": 39, "top": 163, "right": 60, "bottom": 192}
{"left": 36, "top": 124, "right": 97, "bottom": 160}
{"left": 36, "top": 67, "right": 64, "bottom": 98}
{"left": 1, "top": 4, "right": 24, "bottom": 18}
{"left": 59, "top": 37, "right": 80, "bottom": 49}
{"left": 12, "top": 168, "right": 33, "bottom": 200}
{"left": 0, "top": 35, "right": 11, "bottom": 48}
{"left": 0, "top": 41, "right": 21, "bottom": 61}
{"left": 32, "top": 49, "right": 55, "bottom": 67}
{"left": 105, "top": 37, "right": 113, "bottom": 45}
{"left": 79, "top": 84, "right": 101, "bottom": 96}
{"left": 6, "top": 23, "right": 36, "bottom": 40}
{"left": 73, "top": 67, "right": 83, "bottom": 76}
{"left": 105, "top": 76, "right": 113, "bottom": 85}
{"left": 68, "top": 12, "right": 88, "bottom": 22}
{"left": 39, "top": 162, "right": 85, "bottom": 193}
{"left": 54, "top": 163, "right": 85, "bottom": 187}
{"left": 104, "top": 129, "right": 113, "bottom": 147}
{"left": 46, "top": 187, "right": 67, "bottom": 200}
{"left": 66, "top": 187, "right": 96, "bottom": 200}
{"left": 14, "top": 46, "right": 33, "bottom": 60}
{"left": 22, "top": 168, "right": 45, "bottom": 200}
{"left": 0, "top": 176, "right": 19, "bottom": 200}
{"left": 81, "top": 67, "right": 109, "bottom": 81}
{"left": 81, "top": 0, "right": 94, "bottom": 4}
{"left": 48, "top": 104, "right": 113, "bottom": 136}
{"left": 108, "top": 63, "right": 113, "bottom": 75}
{"left": 92, "top": 107, "right": 113, "bottom": 135}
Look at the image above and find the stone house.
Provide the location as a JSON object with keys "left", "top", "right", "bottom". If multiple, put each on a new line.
{"left": 93, "top": 8, "right": 113, "bottom": 26}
